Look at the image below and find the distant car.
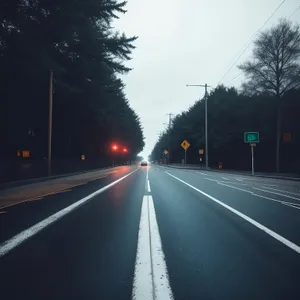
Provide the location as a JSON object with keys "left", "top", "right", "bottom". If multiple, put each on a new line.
{"left": 141, "top": 160, "right": 148, "bottom": 166}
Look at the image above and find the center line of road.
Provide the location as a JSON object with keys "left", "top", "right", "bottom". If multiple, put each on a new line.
{"left": 0, "top": 169, "right": 139, "bottom": 257}
{"left": 166, "top": 172, "right": 300, "bottom": 254}
{"left": 132, "top": 195, "right": 174, "bottom": 300}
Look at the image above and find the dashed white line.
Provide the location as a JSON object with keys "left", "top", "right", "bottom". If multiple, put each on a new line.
{"left": 147, "top": 180, "right": 151, "bottom": 193}
{"left": 0, "top": 169, "right": 138, "bottom": 257}
{"left": 166, "top": 172, "right": 300, "bottom": 254}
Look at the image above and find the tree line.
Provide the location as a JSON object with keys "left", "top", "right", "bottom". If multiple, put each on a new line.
{"left": 0, "top": 0, "right": 144, "bottom": 163}
{"left": 150, "top": 19, "right": 300, "bottom": 173}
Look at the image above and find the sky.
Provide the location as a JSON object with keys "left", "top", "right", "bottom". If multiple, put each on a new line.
{"left": 113, "top": 0, "right": 300, "bottom": 159}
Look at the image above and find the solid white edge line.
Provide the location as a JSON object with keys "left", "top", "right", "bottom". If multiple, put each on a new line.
{"left": 148, "top": 195, "right": 174, "bottom": 300}
{"left": 132, "top": 196, "right": 153, "bottom": 300}
{"left": 0, "top": 168, "right": 139, "bottom": 257}
{"left": 166, "top": 172, "right": 300, "bottom": 254}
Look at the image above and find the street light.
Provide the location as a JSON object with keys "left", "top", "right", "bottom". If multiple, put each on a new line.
{"left": 186, "top": 83, "right": 210, "bottom": 169}
{"left": 112, "top": 144, "right": 118, "bottom": 151}
{"left": 111, "top": 144, "right": 119, "bottom": 166}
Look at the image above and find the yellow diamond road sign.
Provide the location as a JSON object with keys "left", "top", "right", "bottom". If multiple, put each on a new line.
{"left": 181, "top": 140, "right": 190, "bottom": 150}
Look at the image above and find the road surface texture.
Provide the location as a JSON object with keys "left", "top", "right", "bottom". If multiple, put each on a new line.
{"left": 1, "top": 164, "right": 300, "bottom": 300}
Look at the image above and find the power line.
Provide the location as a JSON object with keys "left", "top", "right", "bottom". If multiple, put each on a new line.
{"left": 217, "top": 0, "right": 286, "bottom": 85}
{"left": 225, "top": 72, "right": 244, "bottom": 85}
{"left": 289, "top": 4, "right": 300, "bottom": 19}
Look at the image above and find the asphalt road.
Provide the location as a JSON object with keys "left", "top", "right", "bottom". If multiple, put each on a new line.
{"left": 1, "top": 164, "right": 300, "bottom": 299}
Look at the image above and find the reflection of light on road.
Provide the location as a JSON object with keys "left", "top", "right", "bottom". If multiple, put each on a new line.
{"left": 0, "top": 211, "right": 6, "bottom": 214}
{"left": 0, "top": 173, "right": 110, "bottom": 210}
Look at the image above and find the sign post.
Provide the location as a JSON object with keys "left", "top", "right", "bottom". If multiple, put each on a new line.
{"left": 181, "top": 140, "right": 190, "bottom": 164}
{"left": 244, "top": 132, "right": 259, "bottom": 175}
{"left": 250, "top": 143, "right": 255, "bottom": 175}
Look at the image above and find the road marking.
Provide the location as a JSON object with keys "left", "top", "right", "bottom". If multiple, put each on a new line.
{"left": 236, "top": 178, "right": 243, "bottom": 182}
{"left": 218, "top": 183, "right": 300, "bottom": 210}
{"left": 221, "top": 177, "right": 229, "bottom": 180}
{"left": 261, "top": 186, "right": 300, "bottom": 197}
{"left": 204, "top": 177, "right": 248, "bottom": 186}
{"left": 132, "top": 196, "right": 153, "bottom": 299}
{"left": 204, "top": 177, "right": 219, "bottom": 182}
{"left": 166, "top": 172, "right": 300, "bottom": 254}
{"left": 196, "top": 172, "right": 209, "bottom": 176}
{"left": 132, "top": 195, "right": 173, "bottom": 300}
{"left": 0, "top": 169, "right": 138, "bottom": 257}
{"left": 253, "top": 187, "right": 300, "bottom": 202}
{"left": 147, "top": 181, "right": 151, "bottom": 193}
{"left": 282, "top": 203, "right": 300, "bottom": 210}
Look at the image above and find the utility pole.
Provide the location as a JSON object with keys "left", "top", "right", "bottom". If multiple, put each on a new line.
{"left": 166, "top": 113, "right": 173, "bottom": 164}
{"left": 186, "top": 83, "right": 210, "bottom": 169}
{"left": 48, "top": 70, "right": 53, "bottom": 176}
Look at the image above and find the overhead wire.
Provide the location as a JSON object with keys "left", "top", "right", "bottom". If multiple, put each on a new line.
{"left": 217, "top": 0, "right": 287, "bottom": 86}
{"left": 289, "top": 4, "right": 300, "bottom": 19}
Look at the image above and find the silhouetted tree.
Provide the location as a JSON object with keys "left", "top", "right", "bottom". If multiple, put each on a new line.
{"left": 0, "top": 0, "right": 144, "bottom": 166}
{"left": 238, "top": 19, "right": 300, "bottom": 172}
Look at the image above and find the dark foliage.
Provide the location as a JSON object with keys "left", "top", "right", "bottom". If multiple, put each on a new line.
{"left": 0, "top": 0, "right": 144, "bottom": 164}
{"left": 150, "top": 86, "right": 300, "bottom": 173}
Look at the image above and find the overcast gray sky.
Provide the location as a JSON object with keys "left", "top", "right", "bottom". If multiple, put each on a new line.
{"left": 113, "top": 0, "right": 300, "bottom": 159}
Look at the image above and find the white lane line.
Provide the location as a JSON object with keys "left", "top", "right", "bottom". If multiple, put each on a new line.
{"left": 218, "top": 183, "right": 300, "bottom": 210}
{"left": 218, "top": 183, "right": 252, "bottom": 193}
{"left": 253, "top": 187, "right": 300, "bottom": 202}
{"left": 148, "top": 196, "right": 174, "bottom": 300}
{"left": 261, "top": 186, "right": 300, "bottom": 197}
{"left": 147, "top": 180, "right": 151, "bottom": 193}
{"left": 132, "top": 195, "right": 174, "bottom": 300}
{"left": 204, "top": 177, "right": 217, "bottom": 182}
{"left": 132, "top": 196, "right": 153, "bottom": 300}
{"left": 204, "top": 177, "right": 248, "bottom": 186}
{"left": 282, "top": 203, "right": 300, "bottom": 210}
{"left": 0, "top": 169, "right": 139, "bottom": 257}
{"left": 166, "top": 172, "right": 300, "bottom": 254}
{"left": 236, "top": 178, "right": 243, "bottom": 182}
{"left": 221, "top": 177, "right": 229, "bottom": 180}
{"left": 196, "top": 172, "right": 209, "bottom": 176}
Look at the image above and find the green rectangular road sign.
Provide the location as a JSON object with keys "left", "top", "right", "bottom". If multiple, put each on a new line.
{"left": 244, "top": 132, "right": 259, "bottom": 143}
